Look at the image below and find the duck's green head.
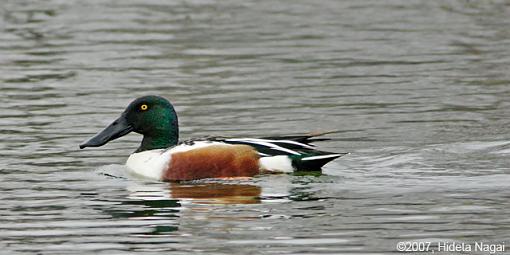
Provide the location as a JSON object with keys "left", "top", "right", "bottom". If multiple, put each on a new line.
{"left": 80, "top": 95, "right": 179, "bottom": 152}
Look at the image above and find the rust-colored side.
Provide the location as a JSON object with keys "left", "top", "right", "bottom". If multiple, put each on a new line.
{"left": 163, "top": 144, "right": 260, "bottom": 181}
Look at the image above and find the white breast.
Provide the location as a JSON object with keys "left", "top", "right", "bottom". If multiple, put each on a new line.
{"left": 126, "top": 149, "right": 170, "bottom": 180}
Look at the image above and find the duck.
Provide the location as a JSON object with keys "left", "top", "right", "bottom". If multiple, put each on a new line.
{"left": 79, "top": 95, "right": 346, "bottom": 181}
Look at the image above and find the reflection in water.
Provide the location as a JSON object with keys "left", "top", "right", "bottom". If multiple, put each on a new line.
{"left": 97, "top": 182, "right": 262, "bottom": 236}
{"left": 125, "top": 182, "right": 261, "bottom": 205}
{"left": 170, "top": 183, "right": 261, "bottom": 204}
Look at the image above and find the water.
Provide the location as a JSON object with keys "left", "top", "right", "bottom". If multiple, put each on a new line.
{"left": 1, "top": 0, "right": 510, "bottom": 254}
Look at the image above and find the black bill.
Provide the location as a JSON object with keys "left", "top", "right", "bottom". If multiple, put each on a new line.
{"left": 79, "top": 114, "right": 133, "bottom": 149}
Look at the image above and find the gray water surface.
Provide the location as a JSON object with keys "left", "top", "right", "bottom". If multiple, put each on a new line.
{"left": 1, "top": 0, "right": 510, "bottom": 254}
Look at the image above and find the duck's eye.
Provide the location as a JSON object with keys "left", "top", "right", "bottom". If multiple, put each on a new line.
{"left": 140, "top": 104, "right": 148, "bottom": 111}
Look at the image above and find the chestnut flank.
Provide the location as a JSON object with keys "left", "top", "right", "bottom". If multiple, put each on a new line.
{"left": 163, "top": 145, "right": 260, "bottom": 181}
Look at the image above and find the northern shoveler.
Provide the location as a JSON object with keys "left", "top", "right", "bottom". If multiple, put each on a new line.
{"left": 80, "top": 95, "right": 346, "bottom": 181}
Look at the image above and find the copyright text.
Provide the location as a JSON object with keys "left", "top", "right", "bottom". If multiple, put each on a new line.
{"left": 396, "top": 241, "right": 505, "bottom": 254}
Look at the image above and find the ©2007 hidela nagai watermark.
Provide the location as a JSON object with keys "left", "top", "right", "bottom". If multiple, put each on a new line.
{"left": 396, "top": 240, "right": 505, "bottom": 254}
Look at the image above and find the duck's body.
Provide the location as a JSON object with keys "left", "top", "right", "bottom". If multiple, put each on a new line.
{"left": 80, "top": 96, "right": 345, "bottom": 181}
{"left": 125, "top": 138, "right": 344, "bottom": 181}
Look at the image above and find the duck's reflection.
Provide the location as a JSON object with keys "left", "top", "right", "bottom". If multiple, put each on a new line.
{"left": 170, "top": 182, "right": 261, "bottom": 204}
{"left": 126, "top": 182, "right": 261, "bottom": 205}
{"left": 100, "top": 182, "right": 262, "bottom": 236}
{"left": 95, "top": 175, "right": 323, "bottom": 237}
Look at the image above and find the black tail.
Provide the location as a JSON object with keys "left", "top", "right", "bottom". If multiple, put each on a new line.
{"left": 292, "top": 152, "right": 347, "bottom": 171}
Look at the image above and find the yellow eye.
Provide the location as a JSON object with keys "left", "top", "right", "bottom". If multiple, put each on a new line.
{"left": 140, "top": 104, "right": 148, "bottom": 111}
